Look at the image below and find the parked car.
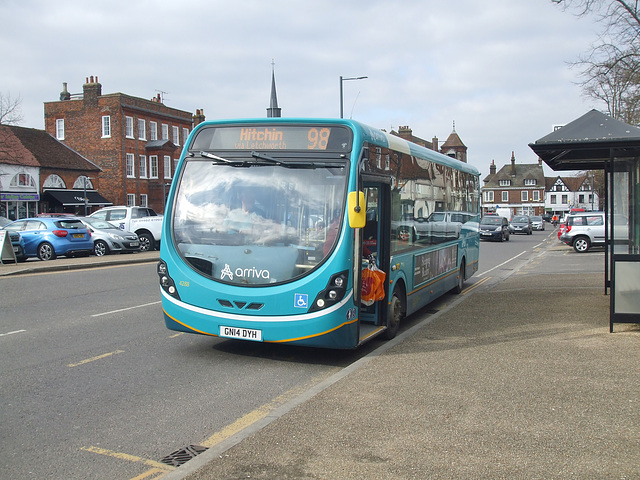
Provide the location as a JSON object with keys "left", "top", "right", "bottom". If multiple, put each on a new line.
{"left": 559, "top": 211, "right": 628, "bottom": 253}
{"left": 0, "top": 216, "right": 11, "bottom": 227}
{"left": 509, "top": 215, "right": 533, "bottom": 235}
{"left": 542, "top": 213, "right": 552, "bottom": 223}
{"left": 531, "top": 215, "right": 545, "bottom": 231}
{"left": 479, "top": 214, "right": 510, "bottom": 242}
{"left": 77, "top": 217, "right": 140, "bottom": 256}
{"left": 2, "top": 217, "right": 93, "bottom": 260}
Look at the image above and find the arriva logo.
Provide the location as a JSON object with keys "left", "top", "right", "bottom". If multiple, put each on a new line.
{"left": 220, "top": 264, "right": 270, "bottom": 281}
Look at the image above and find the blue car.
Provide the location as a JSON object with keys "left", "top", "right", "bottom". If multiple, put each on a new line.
{"left": 2, "top": 217, "right": 93, "bottom": 260}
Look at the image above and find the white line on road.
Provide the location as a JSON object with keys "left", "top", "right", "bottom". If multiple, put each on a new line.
{"left": 477, "top": 251, "right": 528, "bottom": 277}
{"left": 0, "top": 329, "right": 27, "bottom": 337}
{"left": 91, "top": 301, "right": 161, "bottom": 317}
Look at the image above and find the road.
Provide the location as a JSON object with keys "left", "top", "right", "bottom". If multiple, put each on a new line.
{"left": 1, "top": 226, "right": 565, "bottom": 479}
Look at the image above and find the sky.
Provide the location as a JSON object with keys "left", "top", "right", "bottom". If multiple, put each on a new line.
{"left": 0, "top": 0, "right": 601, "bottom": 180}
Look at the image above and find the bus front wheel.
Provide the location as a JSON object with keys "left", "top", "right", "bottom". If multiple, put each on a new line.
{"left": 384, "top": 289, "right": 404, "bottom": 340}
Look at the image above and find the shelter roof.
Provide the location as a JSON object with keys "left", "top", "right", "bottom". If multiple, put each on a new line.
{"left": 530, "top": 109, "right": 640, "bottom": 170}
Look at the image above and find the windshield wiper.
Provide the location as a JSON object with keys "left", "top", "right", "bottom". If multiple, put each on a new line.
{"left": 251, "top": 151, "right": 282, "bottom": 165}
{"left": 251, "top": 151, "right": 344, "bottom": 169}
{"left": 199, "top": 151, "right": 235, "bottom": 163}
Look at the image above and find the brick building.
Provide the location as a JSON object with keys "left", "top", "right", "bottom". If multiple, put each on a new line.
{"left": 481, "top": 152, "right": 546, "bottom": 217}
{"left": 391, "top": 123, "right": 468, "bottom": 162}
{"left": 44, "top": 76, "right": 200, "bottom": 213}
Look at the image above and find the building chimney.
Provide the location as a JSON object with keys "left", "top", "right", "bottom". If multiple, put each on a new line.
{"left": 60, "top": 82, "right": 71, "bottom": 101}
{"left": 432, "top": 136, "right": 438, "bottom": 151}
{"left": 83, "top": 75, "right": 102, "bottom": 107}
{"left": 490, "top": 159, "right": 496, "bottom": 175}
{"left": 193, "top": 109, "right": 206, "bottom": 126}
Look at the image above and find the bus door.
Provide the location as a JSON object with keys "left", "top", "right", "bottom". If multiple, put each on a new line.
{"left": 359, "top": 179, "right": 391, "bottom": 341}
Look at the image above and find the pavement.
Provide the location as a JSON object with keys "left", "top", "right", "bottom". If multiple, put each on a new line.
{"left": 2, "top": 244, "right": 639, "bottom": 479}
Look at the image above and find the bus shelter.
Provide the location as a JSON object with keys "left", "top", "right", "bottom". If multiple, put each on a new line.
{"left": 529, "top": 109, "right": 640, "bottom": 332}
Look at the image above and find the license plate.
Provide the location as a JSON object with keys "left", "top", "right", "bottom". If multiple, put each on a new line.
{"left": 220, "top": 326, "right": 262, "bottom": 342}
{"left": 13, "top": 246, "right": 19, "bottom": 252}
{"left": 73, "top": 233, "right": 84, "bottom": 238}
{"left": 130, "top": 242, "right": 139, "bottom": 247}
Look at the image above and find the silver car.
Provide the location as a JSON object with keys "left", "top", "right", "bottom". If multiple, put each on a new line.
{"left": 78, "top": 217, "right": 140, "bottom": 256}
{"left": 531, "top": 215, "right": 545, "bottom": 231}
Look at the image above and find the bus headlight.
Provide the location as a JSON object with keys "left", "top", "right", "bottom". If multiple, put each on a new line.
{"left": 157, "top": 260, "right": 181, "bottom": 300}
{"left": 308, "top": 270, "right": 348, "bottom": 313}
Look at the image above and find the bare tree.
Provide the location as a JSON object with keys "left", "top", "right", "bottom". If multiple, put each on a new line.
{"left": 553, "top": 0, "right": 640, "bottom": 122}
{"left": 0, "top": 92, "right": 23, "bottom": 125}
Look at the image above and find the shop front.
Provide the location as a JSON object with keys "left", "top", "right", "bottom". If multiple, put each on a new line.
{"left": 0, "top": 192, "right": 40, "bottom": 220}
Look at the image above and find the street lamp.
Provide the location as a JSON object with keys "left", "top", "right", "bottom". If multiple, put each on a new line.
{"left": 340, "top": 75, "right": 367, "bottom": 118}
{"left": 83, "top": 176, "right": 94, "bottom": 215}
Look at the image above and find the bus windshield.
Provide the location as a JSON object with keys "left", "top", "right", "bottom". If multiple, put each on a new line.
{"left": 172, "top": 159, "right": 347, "bottom": 285}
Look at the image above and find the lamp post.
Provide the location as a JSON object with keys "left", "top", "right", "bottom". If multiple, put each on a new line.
{"left": 340, "top": 75, "right": 367, "bottom": 118}
{"left": 83, "top": 176, "right": 94, "bottom": 215}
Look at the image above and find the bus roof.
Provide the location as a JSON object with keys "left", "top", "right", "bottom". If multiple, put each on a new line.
{"left": 190, "top": 118, "right": 480, "bottom": 177}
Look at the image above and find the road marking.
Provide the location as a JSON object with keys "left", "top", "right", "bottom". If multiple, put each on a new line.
{"left": 0, "top": 329, "right": 26, "bottom": 337}
{"left": 92, "top": 301, "right": 161, "bottom": 317}
{"left": 169, "top": 332, "right": 184, "bottom": 338}
{"left": 477, "top": 251, "right": 527, "bottom": 277}
{"left": 80, "top": 446, "right": 173, "bottom": 473}
{"left": 462, "top": 276, "right": 491, "bottom": 294}
{"left": 68, "top": 350, "right": 124, "bottom": 367}
{"left": 130, "top": 468, "right": 169, "bottom": 479}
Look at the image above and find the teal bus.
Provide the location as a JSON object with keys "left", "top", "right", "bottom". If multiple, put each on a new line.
{"left": 158, "top": 118, "right": 480, "bottom": 348}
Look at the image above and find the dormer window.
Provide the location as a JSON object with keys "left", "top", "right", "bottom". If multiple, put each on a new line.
{"left": 524, "top": 179, "right": 536, "bottom": 186}
{"left": 499, "top": 179, "right": 510, "bottom": 186}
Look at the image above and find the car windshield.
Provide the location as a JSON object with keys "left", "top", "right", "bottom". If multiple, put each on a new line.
{"left": 532, "top": 216, "right": 542, "bottom": 221}
{"left": 82, "top": 217, "right": 116, "bottom": 229}
{"left": 481, "top": 216, "right": 502, "bottom": 225}
{"left": 512, "top": 216, "right": 528, "bottom": 222}
{"left": 171, "top": 158, "right": 348, "bottom": 285}
{"left": 55, "top": 220, "right": 84, "bottom": 229}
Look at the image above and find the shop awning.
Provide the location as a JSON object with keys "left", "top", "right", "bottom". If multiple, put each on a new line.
{"left": 43, "top": 190, "right": 113, "bottom": 206}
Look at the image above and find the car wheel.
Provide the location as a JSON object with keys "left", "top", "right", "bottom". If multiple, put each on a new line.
{"left": 37, "top": 242, "right": 56, "bottom": 261}
{"left": 94, "top": 240, "right": 109, "bottom": 256}
{"left": 383, "top": 288, "right": 404, "bottom": 340}
{"left": 573, "top": 236, "right": 591, "bottom": 253}
{"left": 506, "top": 232, "right": 510, "bottom": 241}
{"left": 500, "top": 231, "right": 505, "bottom": 242}
{"left": 138, "top": 233, "right": 155, "bottom": 252}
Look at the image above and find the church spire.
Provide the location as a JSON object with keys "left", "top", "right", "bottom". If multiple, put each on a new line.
{"left": 267, "top": 59, "right": 281, "bottom": 118}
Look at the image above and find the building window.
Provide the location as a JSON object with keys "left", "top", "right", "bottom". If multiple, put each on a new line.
{"left": 164, "top": 155, "right": 172, "bottom": 179}
{"left": 502, "top": 191, "right": 508, "bottom": 202}
{"left": 183, "top": 127, "right": 189, "bottom": 144}
{"left": 10, "top": 173, "right": 36, "bottom": 188}
{"left": 127, "top": 194, "right": 135, "bottom": 206}
{"left": 56, "top": 119, "right": 65, "bottom": 140}
{"left": 161, "top": 124, "right": 169, "bottom": 140}
{"left": 562, "top": 194, "right": 568, "bottom": 204}
{"left": 125, "top": 116, "right": 134, "bottom": 138}
{"left": 140, "top": 194, "right": 148, "bottom": 207}
{"left": 149, "top": 155, "right": 158, "bottom": 179}
{"left": 172, "top": 126, "right": 180, "bottom": 145}
{"left": 484, "top": 191, "right": 494, "bottom": 202}
{"left": 138, "top": 119, "right": 146, "bottom": 140}
{"left": 521, "top": 190, "right": 528, "bottom": 202}
{"left": 102, "top": 116, "right": 111, "bottom": 138}
{"left": 578, "top": 194, "right": 585, "bottom": 203}
{"left": 139, "top": 155, "right": 147, "bottom": 178}
{"left": 150, "top": 121, "right": 158, "bottom": 141}
{"left": 74, "top": 175, "right": 94, "bottom": 189}
{"left": 126, "top": 153, "right": 135, "bottom": 178}
{"left": 550, "top": 194, "right": 557, "bottom": 205}
{"left": 499, "top": 179, "right": 510, "bottom": 186}
{"left": 43, "top": 174, "right": 66, "bottom": 188}
{"left": 533, "top": 190, "right": 540, "bottom": 201}
{"left": 524, "top": 179, "right": 536, "bottom": 186}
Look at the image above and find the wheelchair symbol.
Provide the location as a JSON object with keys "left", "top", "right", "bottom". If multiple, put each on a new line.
{"left": 294, "top": 293, "right": 308, "bottom": 309}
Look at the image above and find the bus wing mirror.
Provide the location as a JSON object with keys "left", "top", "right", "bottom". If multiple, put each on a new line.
{"left": 347, "top": 191, "right": 366, "bottom": 228}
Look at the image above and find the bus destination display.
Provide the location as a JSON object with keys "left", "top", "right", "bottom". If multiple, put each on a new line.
{"left": 192, "top": 125, "right": 352, "bottom": 152}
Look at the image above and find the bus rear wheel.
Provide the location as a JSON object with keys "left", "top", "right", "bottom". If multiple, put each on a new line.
{"left": 453, "top": 259, "right": 466, "bottom": 294}
{"left": 384, "top": 289, "right": 404, "bottom": 340}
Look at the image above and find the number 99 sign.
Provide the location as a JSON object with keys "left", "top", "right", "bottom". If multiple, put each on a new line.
{"left": 307, "top": 127, "right": 330, "bottom": 150}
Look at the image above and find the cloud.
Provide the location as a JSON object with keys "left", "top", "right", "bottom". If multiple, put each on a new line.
{"left": 1, "top": 0, "right": 601, "bottom": 178}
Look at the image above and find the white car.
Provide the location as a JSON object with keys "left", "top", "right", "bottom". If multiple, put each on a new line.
{"left": 531, "top": 216, "right": 545, "bottom": 231}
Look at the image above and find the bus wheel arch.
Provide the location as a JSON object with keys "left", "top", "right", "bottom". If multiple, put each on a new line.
{"left": 453, "top": 257, "right": 466, "bottom": 294}
{"left": 384, "top": 281, "right": 406, "bottom": 340}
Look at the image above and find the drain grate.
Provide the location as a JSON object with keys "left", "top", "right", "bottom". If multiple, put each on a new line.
{"left": 160, "top": 444, "right": 208, "bottom": 467}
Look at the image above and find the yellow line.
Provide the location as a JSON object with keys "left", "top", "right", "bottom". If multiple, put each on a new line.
{"left": 80, "top": 446, "right": 174, "bottom": 472}
{"left": 68, "top": 350, "right": 125, "bottom": 367}
{"left": 201, "top": 371, "right": 338, "bottom": 449}
{"left": 130, "top": 467, "right": 168, "bottom": 479}
{"left": 462, "top": 276, "right": 491, "bottom": 294}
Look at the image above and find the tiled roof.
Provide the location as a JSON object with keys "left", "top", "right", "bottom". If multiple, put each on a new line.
{"left": 1, "top": 125, "right": 100, "bottom": 171}
{"left": 483, "top": 161, "right": 545, "bottom": 188}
